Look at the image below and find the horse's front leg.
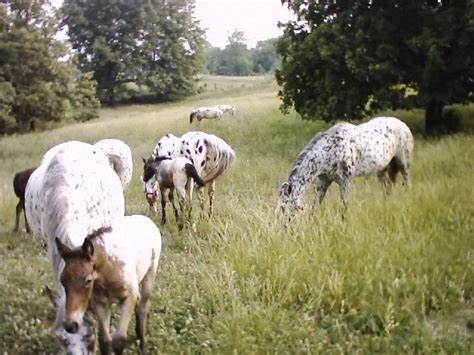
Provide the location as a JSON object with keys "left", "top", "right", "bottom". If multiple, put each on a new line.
{"left": 336, "top": 177, "right": 350, "bottom": 219}
{"left": 112, "top": 294, "right": 138, "bottom": 355}
{"left": 135, "top": 267, "right": 157, "bottom": 355}
{"left": 312, "top": 176, "right": 331, "bottom": 212}
{"left": 160, "top": 189, "right": 167, "bottom": 225}
{"left": 92, "top": 301, "right": 113, "bottom": 355}
{"left": 208, "top": 180, "right": 215, "bottom": 217}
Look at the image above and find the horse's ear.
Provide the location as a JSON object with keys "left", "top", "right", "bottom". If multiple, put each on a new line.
{"left": 82, "top": 238, "right": 95, "bottom": 260}
{"left": 142, "top": 157, "right": 147, "bottom": 164}
{"left": 55, "top": 238, "right": 71, "bottom": 258}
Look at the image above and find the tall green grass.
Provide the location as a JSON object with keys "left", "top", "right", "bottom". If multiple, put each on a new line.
{"left": 0, "top": 77, "right": 472, "bottom": 353}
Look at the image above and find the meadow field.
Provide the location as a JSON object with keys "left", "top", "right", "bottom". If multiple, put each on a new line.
{"left": 0, "top": 76, "right": 473, "bottom": 353}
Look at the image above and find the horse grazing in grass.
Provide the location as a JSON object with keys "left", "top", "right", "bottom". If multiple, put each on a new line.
{"left": 13, "top": 167, "right": 36, "bottom": 233}
{"left": 152, "top": 131, "right": 236, "bottom": 216}
{"left": 215, "top": 104, "right": 235, "bottom": 116}
{"left": 277, "top": 117, "right": 414, "bottom": 215}
{"left": 94, "top": 138, "right": 133, "bottom": 190}
{"left": 25, "top": 141, "right": 125, "bottom": 354}
{"left": 56, "top": 215, "right": 161, "bottom": 355}
{"left": 189, "top": 107, "right": 223, "bottom": 124}
{"left": 142, "top": 156, "right": 205, "bottom": 230}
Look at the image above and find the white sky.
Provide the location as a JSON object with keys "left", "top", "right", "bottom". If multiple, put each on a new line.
{"left": 195, "top": 0, "right": 294, "bottom": 48}
{"left": 51, "top": 0, "right": 295, "bottom": 49}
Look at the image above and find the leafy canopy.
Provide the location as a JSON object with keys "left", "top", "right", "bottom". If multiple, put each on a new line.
{"left": 276, "top": 0, "right": 474, "bottom": 131}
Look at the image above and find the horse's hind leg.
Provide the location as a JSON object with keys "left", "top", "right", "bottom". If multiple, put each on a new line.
{"left": 175, "top": 186, "right": 186, "bottom": 230}
{"left": 168, "top": 189, "right": 179, "bottom": 222}
{"left": 14, "top": 200, "right": 21, "bottom": 232}
{"left": 377, "top": 168, "right": 392, "bottom": 194}
{"left": 208, "top": 180, "right": 216, "bottom": 217}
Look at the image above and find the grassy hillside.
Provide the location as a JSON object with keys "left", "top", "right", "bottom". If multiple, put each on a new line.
{"left": 0, "top": 77, "right": 472, "bottom": 353}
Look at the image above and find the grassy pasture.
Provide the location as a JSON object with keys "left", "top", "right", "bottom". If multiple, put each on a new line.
{"left": 0, "top": 77, "right": 473, "bottom": 353}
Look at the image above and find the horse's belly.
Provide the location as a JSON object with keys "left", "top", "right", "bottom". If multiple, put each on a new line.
{"left": 353, "top": 145, "right": 394, "bottom": 176}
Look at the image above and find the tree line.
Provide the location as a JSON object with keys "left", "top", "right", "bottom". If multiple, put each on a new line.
{"left": 205, "top": 30, "right": 280, "bottom": 76}
{"left": 1, "top": 0, "right": 206, "bottom": 134}
{"left": 1, "top": 0, "right": 472, "bottom": 135}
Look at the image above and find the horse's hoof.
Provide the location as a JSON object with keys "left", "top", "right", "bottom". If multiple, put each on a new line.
{"left": 112, "top": 334, "right": 127, "bottom": 354}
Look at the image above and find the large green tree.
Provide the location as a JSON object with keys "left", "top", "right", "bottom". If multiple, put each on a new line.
{"left": 62, "top": 0, "right": 205, "bottom": 104}
{"left": 276, "top": 0, "right": 474, "bottom": 134}
{"left": 0, "top": 0, "right": 99, "bottom": 134}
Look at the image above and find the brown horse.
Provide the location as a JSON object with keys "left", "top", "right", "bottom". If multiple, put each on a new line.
{"left": 56, "top": 216, "right": 162, "bottom": 354}
{"left": 13, "top": 167, "right": 36, "bottom": 233}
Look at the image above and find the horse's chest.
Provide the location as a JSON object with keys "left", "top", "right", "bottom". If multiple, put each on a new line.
{"left": 93, "top": 276, "right": 129, "bottom": 303}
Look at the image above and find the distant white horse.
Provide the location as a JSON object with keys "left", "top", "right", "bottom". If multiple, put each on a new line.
{"left": 142, "top": 156, "right": 205, "bottom": 230}
{"left": 56, "top": 215, "right": 161, "bottom": 355}
{"left": 189, "top": 106, "right": 223, "bottom": 124}
{"left": 149, "top": 131, "right": 236, "bottom": 216}
{"left": 215, "top": 104, "right": 235, "bottom": 116}
{"left": 25, "top": 141, "right": 125, "bottom": 353}
{"left": 94, "top": 138, "right": 133, "bottom": 190}
{"left": 277, "top": 117, "right": 414, "bottom": 215}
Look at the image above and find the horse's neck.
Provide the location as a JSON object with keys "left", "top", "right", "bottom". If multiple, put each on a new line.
{"left": 288, "top": 148, "right": 320, "bottom": 197}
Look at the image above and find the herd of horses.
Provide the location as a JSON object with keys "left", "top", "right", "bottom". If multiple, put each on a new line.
{"left": 11, "top": 108, "right": 413, "bottom": 353}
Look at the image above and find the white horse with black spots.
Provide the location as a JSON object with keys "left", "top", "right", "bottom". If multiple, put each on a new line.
{"left": 25, "top": 141, "right": 126, "bottom": 354}
{"left": 149, "top": 131, "right": 235, "bottom": 216}
{"left": 277, "top": 116, "right": 414, "bottom": 216}
{"left": 189, "top": 107, "right": 223, "bottom": 124}
{"left": 214, "top": 104, "right": 235, "bottom": 116}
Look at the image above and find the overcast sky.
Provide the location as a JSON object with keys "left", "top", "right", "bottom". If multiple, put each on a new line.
{"left": 51, "top": 0, "right": 295, "bottom": 49}
{"left": 195, "top": 0, "right": 294, "bottom": 48}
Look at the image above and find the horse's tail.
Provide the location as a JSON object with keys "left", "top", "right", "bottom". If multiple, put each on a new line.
{"left": 202, "top": 136, "right": 236, "bottom": 183}
{"left": 184, "top": 163, "right": 205, "bottom": 187}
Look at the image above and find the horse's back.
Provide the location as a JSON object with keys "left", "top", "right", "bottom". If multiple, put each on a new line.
{"left": 37, "top": 142, "right": 125, "bottom": 247}
{"left": 154, "top": 133, "right": 181, "bottom": 158}
{"left": 105, "top": 215, "right": 162, "bottom": 285}
{"left": 352, "top": 117, "right": 413, "bottom": 175}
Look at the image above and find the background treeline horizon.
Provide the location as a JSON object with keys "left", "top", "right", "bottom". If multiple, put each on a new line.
{"left": 1, "top": 0, "right": 472, "bottom": 136}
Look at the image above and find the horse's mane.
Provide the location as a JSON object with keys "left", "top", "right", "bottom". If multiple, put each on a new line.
{"left": 202, "top": 134, "right": 236, "bottom": 183}
{"left": 154, "top": 156, "right": 172, "bottom": 162}
{"left": 87, "top": 226, "right": 112, "bottom": 241}
{"left": 288, "top": 131, "right": 326, "bottom": 180}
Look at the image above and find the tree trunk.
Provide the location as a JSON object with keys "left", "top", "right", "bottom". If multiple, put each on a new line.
{"left": 425, "top": 99, "right": 445, "bottom": 136}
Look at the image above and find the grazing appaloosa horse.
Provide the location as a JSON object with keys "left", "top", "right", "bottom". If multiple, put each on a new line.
{"left": 25, "top": 141, "right": 125, "bottom": 354}
{"left": 189, "top": 106, "right": 223, "bottom": 124}
{"left": 277, "top": 116, "right": 414, "bottom": 215}
{"left": 13, "top": 167, "right": 36, "bottom": 233}
{"left": 142, "top": 156, "right": 205, "bottom": 230}
{"left": 151, "top": 131, "right": 236, "bottom": 216}
{"left": 56, "top": 215, "right": 161, "bottom": 355}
